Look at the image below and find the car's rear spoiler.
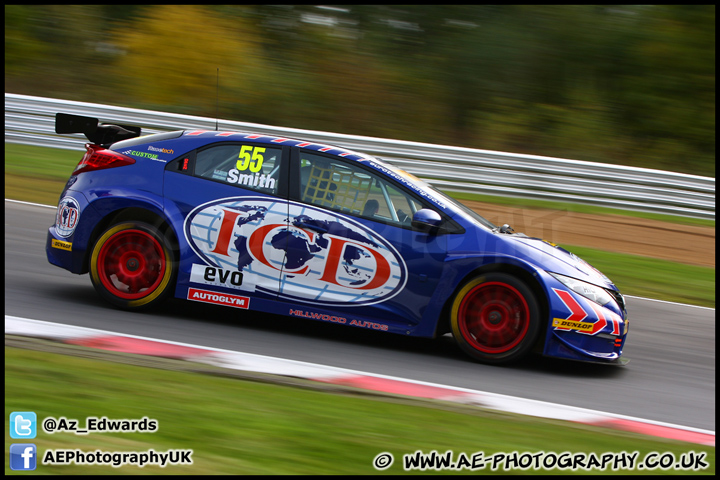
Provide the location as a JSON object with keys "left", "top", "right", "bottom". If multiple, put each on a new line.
{"left": 55, "top": 113, "right": 142, "bottom": 145}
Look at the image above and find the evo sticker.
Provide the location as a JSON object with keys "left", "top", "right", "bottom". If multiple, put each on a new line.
{"left": 184, "top": 196, "right": 407, "bottom": 306}
{"left": 190, "top": 264, "right": 244, "bottom": 290}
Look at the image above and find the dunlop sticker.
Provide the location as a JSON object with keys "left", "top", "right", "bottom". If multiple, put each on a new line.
{"left": 552, "top": 317, "right": 594, "bottom": 334}
{"left": 51, "top": 239, "right": 72, "bottom": 251}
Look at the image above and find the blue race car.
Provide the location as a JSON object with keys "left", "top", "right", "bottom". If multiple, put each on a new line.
{"left": 46, "top": 113, "right": 628, "bottom": 365}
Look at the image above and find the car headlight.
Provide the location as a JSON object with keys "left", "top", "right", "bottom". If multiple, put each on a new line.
{"left": 549, "top": 272, "right": 614, "bottom": 307}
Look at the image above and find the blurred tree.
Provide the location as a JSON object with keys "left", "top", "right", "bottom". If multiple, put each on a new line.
{"left": 5, "top": 5, "right": 112, "bottom": 96}
{"left": 109, "top": 5, "right": 270, "bottom": 117}
{"left": 615, "top": 5, "right": 715, "bottom": 175}
{"left": 3, "top": 4, "right": 715, "bottom": 176}
{"left": 219, "top": 5, "right": 452, "bottom": 141}
{"left": 5, "top": 5, "right": 46, "bottom": 74}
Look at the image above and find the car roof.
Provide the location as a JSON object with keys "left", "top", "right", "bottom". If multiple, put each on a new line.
{"left": 180, "top": 130, "right": 376, "bottom": 163}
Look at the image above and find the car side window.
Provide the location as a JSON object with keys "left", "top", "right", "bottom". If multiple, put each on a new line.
{"left": 298, "top": 153, "right": 423, "bottom": 227}
{"left": 194, "top": 144, "right": 282, "bottom": 195}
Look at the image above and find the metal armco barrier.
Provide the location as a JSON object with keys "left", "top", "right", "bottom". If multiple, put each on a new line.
{"left": 5, "top": 93, "right": 715, "bottom": 219}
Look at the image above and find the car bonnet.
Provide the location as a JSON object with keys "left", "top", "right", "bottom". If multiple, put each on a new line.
{"left": 505, "top": 234, "right": 617, "bottom": 290}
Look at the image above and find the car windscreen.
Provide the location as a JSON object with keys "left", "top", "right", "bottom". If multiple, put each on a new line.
{"left": 374, "top": 157, "right": 497, "bottom": 230}
{"left": 423, "top": 183, "right": 497, "bottom": 230}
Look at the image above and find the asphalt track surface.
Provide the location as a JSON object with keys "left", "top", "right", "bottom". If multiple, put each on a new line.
{"left": 5, "top": 200, "right": 715, "bottom": 432}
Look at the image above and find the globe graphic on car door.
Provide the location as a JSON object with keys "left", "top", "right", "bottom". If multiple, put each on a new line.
{"left": 185, "top": 197, "right": 407, "bottom": 306}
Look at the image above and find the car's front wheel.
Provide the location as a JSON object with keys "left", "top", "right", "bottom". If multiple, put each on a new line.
{"left": 450, "top": 273, "right": 540, "bottom": 364}
{"left": 89, "top": 221, "right": 176, "bottom": 310}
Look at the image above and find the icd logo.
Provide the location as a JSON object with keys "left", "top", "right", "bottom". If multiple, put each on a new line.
{"left": 185, "top": 197, "right": 407, "bottom": 306}
{"left": 55, "top": 196, "right": 80, "bottom": 238}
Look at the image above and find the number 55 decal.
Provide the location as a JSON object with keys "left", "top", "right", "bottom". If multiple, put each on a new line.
{"left": 236, "top": 145, "right": 265, "bottom": 173}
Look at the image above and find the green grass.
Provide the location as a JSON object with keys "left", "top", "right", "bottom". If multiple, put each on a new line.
{"left": 5, "top": 346, "right": 714, "bottom": 475}
{"left": 5, "top": 143, "right": 82, "bottom": 180}
{"left": 562, "top": 246, "right": 715, "bottom": 308}
{"left": 5, "top": 143, "right": 84, "bottom": 206}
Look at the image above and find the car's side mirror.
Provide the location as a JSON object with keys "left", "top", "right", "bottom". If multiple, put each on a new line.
{"left": 411, "top": 209, "right": 445, "bottom": 234}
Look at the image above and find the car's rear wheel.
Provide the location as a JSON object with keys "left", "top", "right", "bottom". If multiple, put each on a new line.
{"left": 89, "top": 221, "right": 176, "bottom": 310}
{"left": 450, "top": 273, "right": 540, "bottom": 364}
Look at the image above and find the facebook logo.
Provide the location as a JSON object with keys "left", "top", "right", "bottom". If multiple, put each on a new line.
{"left": 10, "top": 411, "right": 37, "bottom": 439}
{"left": 10, "top": 444, "right": 37, "bottom": 471}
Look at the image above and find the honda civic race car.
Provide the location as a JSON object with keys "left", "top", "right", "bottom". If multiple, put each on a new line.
{"left": 46, "top": 113, "right": 628, "bottom": 365}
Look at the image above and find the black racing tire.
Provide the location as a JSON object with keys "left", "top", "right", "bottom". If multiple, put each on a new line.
{"left": 450, "top": 272, "right": 540, "bottom": 364}
{"left": 89, "top": 221, "right": 176, "bottom": 310}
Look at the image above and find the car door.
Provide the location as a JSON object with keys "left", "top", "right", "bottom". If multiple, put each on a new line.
{"left": 163, "top": 141, "right": 290, "bottom": 304}
{"left": 277, "top": 149, "right": 449, "bottom": 332}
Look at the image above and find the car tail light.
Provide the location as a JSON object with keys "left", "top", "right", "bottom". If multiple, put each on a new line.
{"left": 73, "top": 144, "right": 135, "bottom": 175}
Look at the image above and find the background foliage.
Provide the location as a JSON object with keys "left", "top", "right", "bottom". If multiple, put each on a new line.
{"left": 5, "top": 5, "right": 715, "bottom": 176}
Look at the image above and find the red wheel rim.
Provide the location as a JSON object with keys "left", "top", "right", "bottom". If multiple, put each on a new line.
{"left": 97, "top": 229, "right": 166, "bottom": 300}
{"left": 457, "top": 282, "right": 530, "bottom": 354}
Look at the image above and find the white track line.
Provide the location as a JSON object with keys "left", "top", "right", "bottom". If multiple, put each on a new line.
{"left": 5, "top": 315, "right": 714, "bottom": 446}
